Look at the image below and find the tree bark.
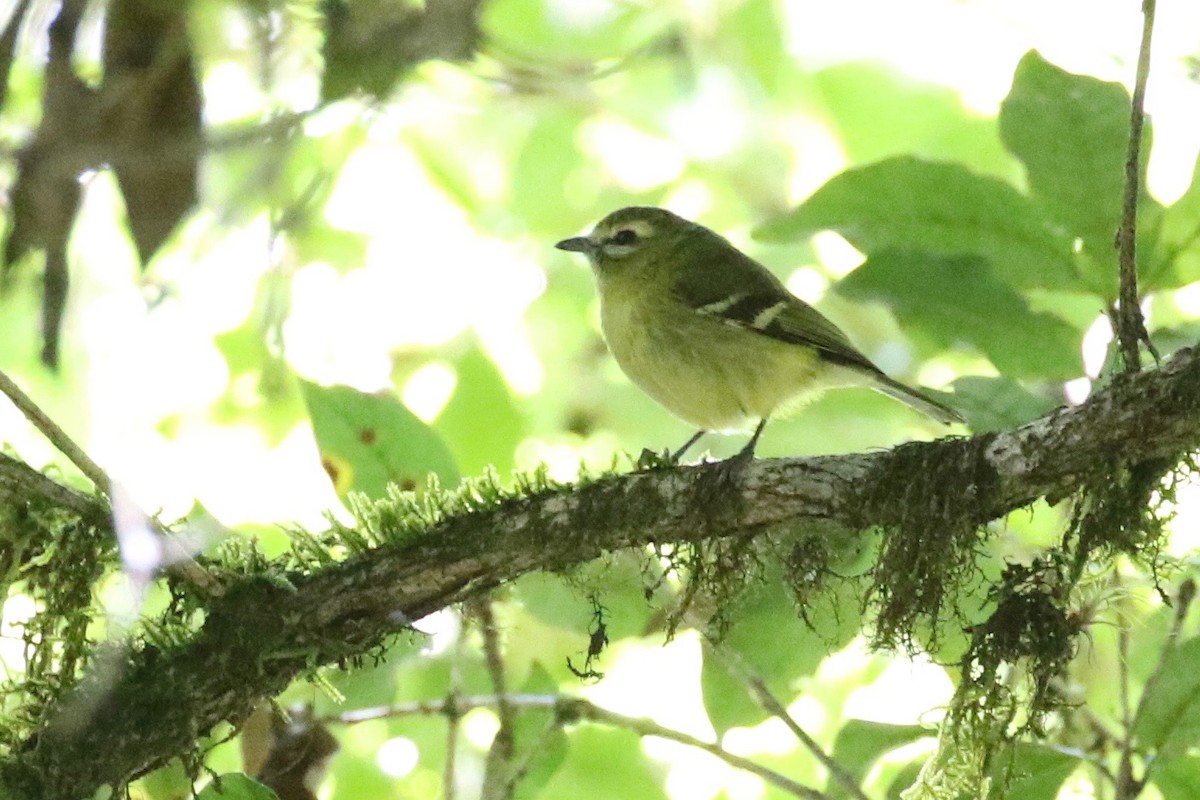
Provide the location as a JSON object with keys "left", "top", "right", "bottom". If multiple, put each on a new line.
{"left": 2, "top": 346, "right": 1200, "bottom": 799}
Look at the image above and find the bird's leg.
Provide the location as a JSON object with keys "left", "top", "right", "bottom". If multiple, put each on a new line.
{"left": 637, "top": 429, "right": 705, "bottom": 470}
{"left": 704, "top": 418, "right": 767, "bottom": 496}
{"left": 670, "top": 430, "right": 706, "bottom": 464}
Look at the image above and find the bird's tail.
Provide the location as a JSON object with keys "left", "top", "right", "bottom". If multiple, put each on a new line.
{"left": 872, "top": 374, "right": 964, "bottom": 425}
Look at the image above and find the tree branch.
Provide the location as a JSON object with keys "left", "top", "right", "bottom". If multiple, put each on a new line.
{"left": 3, "top": 346, "right": 1200, "bottom": 798}
{"left": 1114, "top": 0, "right": 1159, "bottom": 370}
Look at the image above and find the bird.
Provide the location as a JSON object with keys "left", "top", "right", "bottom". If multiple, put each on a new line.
{"left": 555, "top": 206, "right": 963, "bottom": 466}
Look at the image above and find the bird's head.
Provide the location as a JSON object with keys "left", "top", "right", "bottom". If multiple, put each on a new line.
{"left": 555, "top": 207, "right": 695, "bottom": 273}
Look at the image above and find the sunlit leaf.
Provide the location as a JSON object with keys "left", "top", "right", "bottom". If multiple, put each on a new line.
{"left": 756, "top": 156, "right": 1077, "bottom": 291}
{"left": 814, "top": 63, "right": 1014, "bottom": 175}
{"left": 999, "top": 50, "right": 1159, "bottom": 299}
{"left": 301, "top": 380, "right": 460, "bottom": 499}
{"left": 435, "top": 345, "right": 526, "bottom": 477}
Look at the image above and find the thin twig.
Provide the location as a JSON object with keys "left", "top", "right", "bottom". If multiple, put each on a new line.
{"left": 0, "top": 368, "right": 111, "bottom": 496}
{"left": 329, "top": 694, "right": 830, "bottom": 799}
{"left": 1115, "top": 574, "right": 1135, "bottom": 796}
{"left": 714, "top": 647, "right": 869, "bottom": 800}
{"left": 1113, "top": 0, "right": 1160, "bottom": 371}
{"left": 473, "top": 597, "right": 517, "bottom": 800}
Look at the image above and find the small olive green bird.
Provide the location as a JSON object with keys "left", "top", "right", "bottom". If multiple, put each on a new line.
{"left": 556, "top": 206, "right": 963, "bottom": 463}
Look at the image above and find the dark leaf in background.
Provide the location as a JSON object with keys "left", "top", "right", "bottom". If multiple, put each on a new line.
{"left": 102, "top": 0, "right": 202, "bottom": 266}
{"left": 0, "top": 0, "right": 32, "bottom": 114}
{"left": 1, "top": 0, "right": 92, "bottom": 368}
{"left": 321, "top": 0, "right": 481, "bottom": 103}
{"left": 837, "top": 250, "right": 1083, "bottom": 381}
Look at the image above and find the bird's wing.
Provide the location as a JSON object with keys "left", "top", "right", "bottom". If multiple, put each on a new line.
{"left": 673, "top": 247, "right": 883, "bottom": 374}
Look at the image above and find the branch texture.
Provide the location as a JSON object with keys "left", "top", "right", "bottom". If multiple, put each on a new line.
{"left": 4, "top": 347, "right": 1200, "bottom": 798}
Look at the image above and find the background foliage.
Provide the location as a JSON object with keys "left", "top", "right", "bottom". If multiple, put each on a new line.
{"left": 2, "top": 0, "right": 1200, "bottom": 798}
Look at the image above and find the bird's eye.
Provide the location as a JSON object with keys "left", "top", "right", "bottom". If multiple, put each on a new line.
{"left": 611, "top": 228, "right": 638, "bottom": 246}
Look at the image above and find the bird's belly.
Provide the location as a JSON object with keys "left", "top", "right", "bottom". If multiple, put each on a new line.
{"left": 602, "top": 301, "right": 825, "bottom": 431}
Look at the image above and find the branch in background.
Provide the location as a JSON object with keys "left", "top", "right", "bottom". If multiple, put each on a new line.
{"left": 1114, "top": 0, "right": 1160, "bottom": 371}
{"left": 715, "top": 649, "right": 870, "bottom": 800}
{"left": 0, "top": 368, "right": 112, "bottom": 496}
{"left": 2, "top": 346, "right": 1200, "bottom": 798}
{"left": 332, "top": 694, "right": 828, "bottom": 799}
{"left": 474, "top": 597, "right": 518, "bottom": 800}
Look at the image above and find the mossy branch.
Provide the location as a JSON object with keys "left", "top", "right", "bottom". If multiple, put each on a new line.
{"left": 3, "top": 346, "right": 1200, "bottom": 798}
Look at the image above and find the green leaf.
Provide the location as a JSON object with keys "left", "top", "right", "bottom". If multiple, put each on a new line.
{"left": 536, "top": 726, "right": 669, "bottom": 799}
{"left": 1152, "top": 755, "right": 1200, "bottom": 800}
{"left": 828, "top": 720, "right": 928, "bottom": 799}
{"left": 513, "top": 662, "right": 569, "bottom": 800}
{"left": 999, "top": 50, "right": 1155, "bottom": 298}
{"left": 813, "top": 63, "right": 1015, "bottom": 175}
{"left": 434, "top": 345, "right": 526, "bottom": 477}
{"left": 756, "top": 156, "right": 1076, "bottom": 291}
{"left": 701, "top": 567, "right": 862, "bottom": 735}
{"left": 1133, "top": 636, "right": 1200, "bottom": 755}
{"left": 989, "top": 744, "right": 1080, "bottom": 800}
{"left": 837, "top": 251, "right": 1083, "bottom": 380}
{"left": 510, "top": 111, "right": 587, "bottom": 235}
{"left": 1151, "top": 151, "right": 1200, "bottom": 289}
{"left": 196, "top": 774, "right": 278, "bottom": 800}
{"left": 724, "top": 0, "right": 787, "bottom": 93}
{"left": 948, "top": 376, "right": 1059, "bottom": 432}
{"left": 300, "top": 380, "right": 459, "bottom": 499}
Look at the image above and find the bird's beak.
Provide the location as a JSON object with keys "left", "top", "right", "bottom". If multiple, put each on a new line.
{"left": 555, "top": 236, "right": 595, "bottom": 254}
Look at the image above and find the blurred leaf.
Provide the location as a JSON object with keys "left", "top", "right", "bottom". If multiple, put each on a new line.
{"left": 290, "top": 225, "right": 369, "bottom": 270}
{"left": 513, "top": 662, "right": 569, "bottom": 799}
{"left": 535, "top": 726, "right": 668, "bottom": 799}
{"left": 511, "top": 111, "right": 586, "bottom": 233}
{"left": 837, "top": 251, "right": 1083, "bottom": 380}
{"left": 702, "top": 568, "right": 862, "bottom": 735}
{"left": 300, "top": 380, "right": 460, "bottom": 499}
{"left": 1151, "top": 151, "right": 1200, "bottom": 290}
{"left": 514, "top": 555, "right": 656, "bottom": 643}
{"left": 196, "top": 774, "right": 278, "bottom": 800}
{"left": 814, "top": 63, "right": 1014, "bottom": 175}
{"left": 756, "top": 156, "right": 1077, "bottom": 291}
{"left": 828, "top": 720, "right": 928, "bottom": 799}
{"left": 1149, "top": 321, "right": 1200, "bottom": 361}
{"left": 482, "top": 0, "right": 672, "bottom": 63}
{"left": 723, "top": 0, "right": 786, "bottom": 93}
{"left": 1153, "top": 755, "right": 1200, "bottom": 800}
{"left": 949, "top": 376, "right": 1059, "bottom": 432}
{"left": 104, "top": 0, "right": 201, "bottom": 266}
{"left": 1133, "top": 636, "right": 1200, "bottom": 755}
{"left": 321, "top": 0, "right": 478, "bottom": 102}
{"left": 435, "top": 345, "right": 526, "bottom": 476}
{"left": 988, "top": 744, "right": 1080, "bottom": 800}
{"left": 999, "top": 50, "right": 1157, "bottom": 298}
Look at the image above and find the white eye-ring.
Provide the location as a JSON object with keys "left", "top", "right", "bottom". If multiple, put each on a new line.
{"left": 601, "top": 227, "right": 644, "bottom": 257}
